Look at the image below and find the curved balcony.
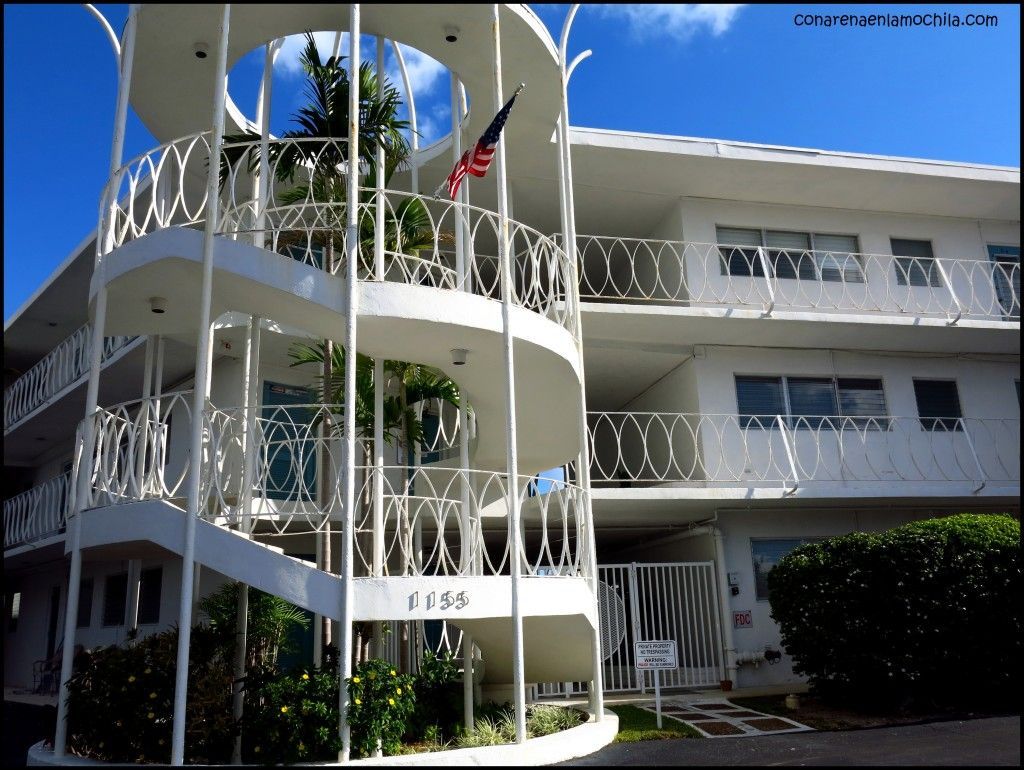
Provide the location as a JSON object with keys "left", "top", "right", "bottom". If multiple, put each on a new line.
{"left": 103, "top": 133, "right": 577, "bottom": 336}
{"left": 576, "top": 235, "right": 1021, "bottom": 323}
{"left": 74, "top": 395, "right": 589, "bottom": 579}
{"left": 588, "top": 411, "right": 1020, "bottom": 492}
{"left": 4, "top": 471, "right": 72, "bottom": 550}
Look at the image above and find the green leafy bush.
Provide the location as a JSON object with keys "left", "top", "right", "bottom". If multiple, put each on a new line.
{"left": 346, "top": 658, "right": 417, "bottom": 757}
{"left": 768, "top": 513, "right": 1021, "bottom": 708}
{"left": 405, "top": 651, "right": 463, "bottom": 744}
{"left": 66, "top": 625, "right": 235, "bottom": 764}
{"left": 241, "top": 654, "right": 341, "bottom": 764}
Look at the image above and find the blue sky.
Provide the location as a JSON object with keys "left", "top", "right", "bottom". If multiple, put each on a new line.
{"left": 4, "top": 4, "right": 1020, "bottom": 322}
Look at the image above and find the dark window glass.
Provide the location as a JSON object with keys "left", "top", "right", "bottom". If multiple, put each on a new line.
{"left": 913, "top": 379, "right": 963, "bottom": 432}
{"left": 717, "top": 227, "right": 764, "bottom": 277}
{"left": 137, "top": 568, "right": 163, "bottom": 625}
{"left": 766, "top": 231, "right": 815, "bottom": 280}
{"left": 77, "top": 579, "right": 94, "bottom": 628}
{"left": 786, "top": 377, "right": 838, "bottom": 429}
{"left": 736, "top": 376, "right": 785, "bottom": 428}
{"left": 892, "top": 238, "right": 941, "bottom": 287}
{"left": 752, "top": 539, "right": 817, "bottom": 601}
{"left": 837, "top": 378, "right": 889, "bottom": 429}
{"left": 102, "top": 573, "right": 128, "bottom": 627}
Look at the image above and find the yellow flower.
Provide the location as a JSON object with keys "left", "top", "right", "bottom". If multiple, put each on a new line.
{"left": 368, "top": 672, "right": 376, "bottom": 680}
{"left": 396, "top": 687, "right": 402, "bottom": 695}
{"left": 147, "top": 712, "right": 155, "bottom": 720}
{"left": 390, "top": 670, "right": 396, "bottom": 677}
{"left": 254, "top": 747, "right": 261, "bottom": 754}
{"left": 149, "top": 692, "right": 157, "bottom": 699}
{"left": 302, "top": 673, "right": 310, "bottom": 681}
{"left": 388, "top": 698, "right": 395, "bottom": 706}
{"left": 280, "top": 706, "right": 289, "bottom": 714}
{"left": 298, "top": 742, "right": 306, "bottom": 753}
{"left": 355, "top": 698, "right": 362, "bottom": 705}
{"left": 144, "top": 668, "right": 151, "bottom": 674}
{"left": 352, "top": 676, "right": 361, "bottom": 684}
{"left": 128, "top": 675, "right": 136, "bottom": 683}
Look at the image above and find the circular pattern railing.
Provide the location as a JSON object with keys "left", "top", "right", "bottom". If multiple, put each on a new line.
{"left": 102, "top": 133, "right": 577, "bottom": 336}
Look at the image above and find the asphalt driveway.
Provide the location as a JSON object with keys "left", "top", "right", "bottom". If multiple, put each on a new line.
{"left": 560, "top": 716, "right": 1020, "bottom": 766}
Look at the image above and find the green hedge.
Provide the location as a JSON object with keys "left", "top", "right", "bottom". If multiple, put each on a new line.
{"left": 768, "top": 513, "right": 1021, "bottom": 708}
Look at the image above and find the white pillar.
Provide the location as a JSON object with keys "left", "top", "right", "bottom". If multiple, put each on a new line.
{"left": 134, "top": 336, "right": 155, "bottom": 497}
{"left": 713, "top": 528, "right": 739, "bottom": 685}
{"left": 171, "top": 5, "right": 230, "bottom": 765}
{"left": 490, "top": 3, "right": 527, "bottom": 744}
{"left": 124, "top": 558, "right": 142, "bottom": 633}
{"left": 373, "top": 36, "right": 387, "bottom": 608}
{"left": 558, "top": 3, "right": 604, "bottom": 719}
{"left": 253, "top": 40, "right": 278, "bottom": 250}
{"left": 339, "top": 6, "right": 360, "bottom": 762}
{"left": 390, "top": 40, "right": 418, "bottom": 194}
{"left": 53, "top": 5, "right": 139, "bottom": 759}
{"left": 450, "top": 75, "right": 466, "bottom": 289}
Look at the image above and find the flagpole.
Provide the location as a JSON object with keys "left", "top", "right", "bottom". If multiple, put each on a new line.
{"left": 491, "top": 2, "right": 527, "bottom": 746}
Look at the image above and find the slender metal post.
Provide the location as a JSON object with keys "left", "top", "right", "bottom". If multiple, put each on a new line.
{"left": 757, "top": 246, "right": 776, "bottom": 315}
{"left": 711, "top": 529, "right": 738, "bottom": 685}
{"left": 775, "top": 414, "right": 799, "bottom": 494}
{"left": 253, "top": 40, "right": 278, "bottom": 251}
{"left": 124, "top": 558, "right": 141, "bottom": 632}
{"left": 559, "top": 2, "right": 604, "bottom": 719}
{"left": 459, "top": 388, "right": 474, "bottom": 729}
{"left": 171, "top": 6, "right": 230, "bottom": 764}
{"left": 490, "top": 4, "right": 527, "bottom": 744}
{"left": 152, "top": 335, "right": 165, "bottom": 493}
{"left": 53, "top": 6, "right": 138, "bottom": 758}
{"left": 391, "top": 41, "right": 418, "bottom": 194}
{"left": 934, "top": 258, "right": 964, "bottom": 325}
{"left": 451, "top": 75, "right": 466, "bottom": 289}
{"left": 339, "top": 6, "right": 360, "bottom": 762}
{"left": 959, "top": 418, "right": 988, "bottom": 493}
{"left": 134, "top": 336, "right": 155, "bottom": 496}
{"left": 82, "top": 4, "right": 121, "bottom": 59}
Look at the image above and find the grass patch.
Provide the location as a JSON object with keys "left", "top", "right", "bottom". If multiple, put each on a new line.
{"left": 609, "top": 705, "right": 702, "bottom": 742}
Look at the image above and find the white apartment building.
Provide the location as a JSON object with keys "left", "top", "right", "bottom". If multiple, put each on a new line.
{"left": 4, "top": 5, "right": 1020, "bottom": 763}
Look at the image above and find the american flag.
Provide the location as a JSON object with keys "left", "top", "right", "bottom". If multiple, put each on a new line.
{"left": 444, "top": 85, "right": 523, "bottom": 200}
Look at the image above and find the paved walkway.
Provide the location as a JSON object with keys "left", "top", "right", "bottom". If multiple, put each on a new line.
{"left": 561, "top": 716, "right": 1021, "bottom": 766}
{"left": 637, "top": 697, "right": 813, "bottom": 737}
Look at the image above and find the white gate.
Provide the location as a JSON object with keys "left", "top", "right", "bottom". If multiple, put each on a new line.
{"left": 539, "top": 561, "right": 724, "bottom": 697}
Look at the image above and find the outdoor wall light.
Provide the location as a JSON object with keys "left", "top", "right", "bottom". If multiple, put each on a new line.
{"left": 450, "top": 348, "right": 468, "bottom": 366}
{"left": 444, "top": 26, "right": 460, "bottom": 43}
{"left": 193, "top": 42, "right": 209, "bottom": 59}
{"left": 149, "top": 296, "right": 168, "bottom": 314}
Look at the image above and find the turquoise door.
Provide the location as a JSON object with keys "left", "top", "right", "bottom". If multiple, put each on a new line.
{"left": 262, "top": 381, "right": 317, "bottom": 501}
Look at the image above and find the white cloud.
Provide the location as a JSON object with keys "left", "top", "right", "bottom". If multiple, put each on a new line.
{"left": 386, "top": 43, "right": 446, "bottom": 101}
{"left": 274, "top": 31, "right": 346, "bottom": 76}
{"left": 595, "top": 4, "right": 745, "bottom": 41}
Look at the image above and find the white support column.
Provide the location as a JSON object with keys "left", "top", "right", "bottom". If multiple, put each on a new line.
{"left": 124, "top": 558, "right": 142, "bottom": 633}
{"left": 712, "top": 528, "right": 738, "bottom": 686}
{"left": 459, "top": 388, "right": 474, "bottom": 729}
{"left": 53, "top": 5, "right": 139, "bottom": 759}
{"left": 152, "top": 334, "right": 166, "bottom": 493}
{"left": 373, "top": 36, "right": 387, "bottom": 631}
{"left": 491, "top": 4, "right": 527, "bottom": 744}
{"left": 253, "top": 40, "right": 278, "bottom": 251}
{"left": 339, "top": 5, "right": 360, "bottom": 762}
{"left": 558, "top": 3, "right": 604, "bottom": 719}
{"left": 171, "top": 5, "right": 230, "bottom": 765}
{"left": 134, "top": 336, "right": 155, "bottom": 497}
{"left": 390, "top": 40, "right": 418, "bottom": 194}
{"left": 450, "top": 74, "right": 466, "bottom": 289}
{"left": 231, "top": 313, "right": 260, "bottom": 764}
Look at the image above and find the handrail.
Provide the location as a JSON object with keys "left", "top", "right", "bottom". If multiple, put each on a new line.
{"left": 74, "top": 397, "right": 589, "bottom": 579}
{"left": 101, "top": 133, "right": 578, "bottom": 337}
{"left": 4, "top": 325, "right": 138, "bottom": 431}
{"left": 4, "top": 471, "right": 72, "bottom": 549}
{"left": 572, "top": 234, "right": 1021, "bottom": 323}
{"left": 586, "top": 411, "right": 1020, "bottom": 488}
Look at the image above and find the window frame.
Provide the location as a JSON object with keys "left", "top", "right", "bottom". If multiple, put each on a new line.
{"left": 891, "top": 237, "right": 942, "bottom": 288}
{"left": 716, "top": 226, "right": 865, "bottom": 283}
{"left": 912, "top": 378, "right": 964, "bottom": 433}
{"left": 751, "top": 537, "right": 824, "bottom": 601}
{"left": 735, "top": 374, "right": 890, "bottom": 430}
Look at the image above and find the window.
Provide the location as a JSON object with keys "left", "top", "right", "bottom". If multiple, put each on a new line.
{"left": 988, "top": 245, "right": 1020, "bottom": 320}
{"left": 891, "top": 238, "right": 941, "bottom": 287}
{"left": 913, "top": 379, "right": 963, "bottom": 432}
{"left": 102, "top": 572, "right": 129, "bottom": 627}
{"left": 77, "top": 579, "right": 94, "bottom": 628}
{"left": 718, "top": 226, "right": 864, "bottom": 282}
{"left": 137, "top": 567, "right": 163, "bottom": 625}
{"left": 752, "top": 539, "right": 820, "bottom": 601}
{"left": 736, "top": 375, "right": 888, "bottom": 429}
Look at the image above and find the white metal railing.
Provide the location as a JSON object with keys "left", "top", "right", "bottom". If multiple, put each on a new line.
{"left": 587, "top": 412, "right": 1020, "bottom": 490}
{"left": 103, "top": 133, "right": 577, "bottom": 336}
{"left": 4, "top": 471, "right": 72, "bottom": 549}
{"left": 4, "top": 325, "right": 137, "bottom": 430}
{"left": 574, "top": 235, "right": 1021, "bottom": 323}
{"left": 77, "top": 397, "right": 589, "bottom": 578}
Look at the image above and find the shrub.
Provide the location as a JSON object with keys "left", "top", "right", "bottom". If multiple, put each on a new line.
{"left": 768, "top": 513, "right": 1021, "bottom": 708}
{"left": 527, "top": 704, "right": 585, "bottom": 736}
{"left": 406, "top": 651, "right": 463, "bottom": 744}
{"left": 241, "top": 655, "right": 341, "bottom": 764}
{"left": 66, "top": 624, "right": 235, "bottom": 764}
{"left": 346, "top": 658, "right": 417, "bottom": 757}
